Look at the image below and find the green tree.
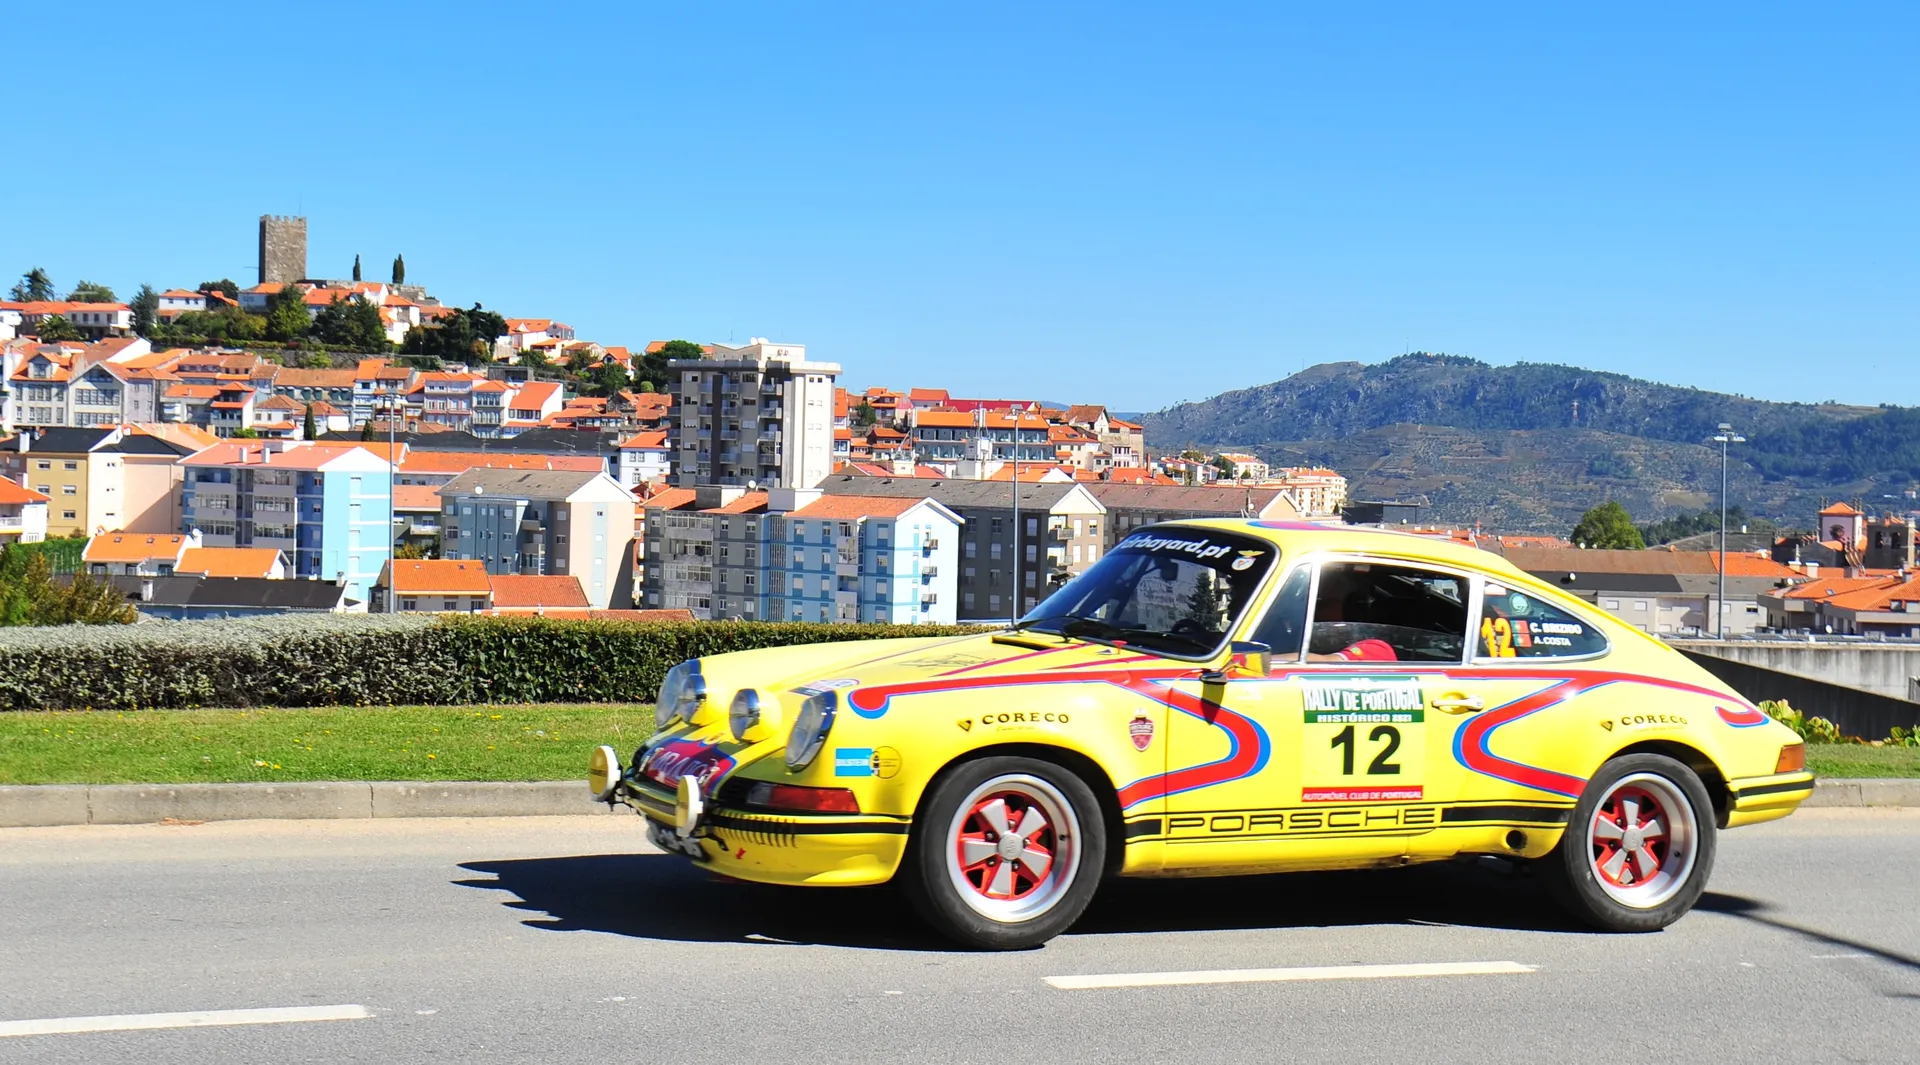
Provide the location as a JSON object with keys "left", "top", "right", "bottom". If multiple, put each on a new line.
{"left": 0, "top": 547, "right": 134, "bottom": 626}
{"left": 130, "top": 283, "right": 160, "bottom": 336}
{"left": 67, "top": 280, "right": 117, "bottom": 303}
{"left": 1570, "top": 501, "right": 1646, "bottom": 549}
{"left": 391, "top": 254, "right": 405, "bottom": 285}
{"left": 518, "top": 347, "right": 550, "bottom": 370}
{"left": 265, "top": 285, "right": 311, "bottom": 341}
{"left": 303, "top": 403, "right": 319, "bottom": 440}
{"left": 231, "top": 427, "right": 260, "bottom": 439}
{"left": 352, "top": 254, "right": 362, "bottom": 282}
{"left": 10, "top": 267, "right": 55, "bottom": 301}
{"left": 853, "top": 400, "right": 878, "bottom": 427}
{"left": 33, "top": 315, "right": 84, "bottom": 341}
{"left": 640, "top": 339, "right": 704, "bottom": 391}
{"left": 580, "top": 359, "right": 630, "bottom": 396}
{"left": 197, "top": 279, "right": 240, "bottom": 299}
{"left": 395, "top": 542, "right": 429, "bottom": 560}
{"left": 361, "top": 419, "right": 377, "bottom": 441}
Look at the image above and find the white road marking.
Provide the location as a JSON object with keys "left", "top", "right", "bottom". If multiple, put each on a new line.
{"left": 0, "top": 1004, "right": 373, "bottom": 1038}
{"left": 1045, "top": 960, "right": 1535, "bottom": 990}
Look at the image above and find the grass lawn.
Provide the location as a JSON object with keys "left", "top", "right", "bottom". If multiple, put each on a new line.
{"left": 0, "top": 704, "right": 651, "bottom": 785}
{"left": 1803, "top": 744, "right": 1920, "bottom": 779}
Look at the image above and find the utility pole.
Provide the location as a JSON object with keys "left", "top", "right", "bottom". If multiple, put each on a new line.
{"left": 386, "top": 384, "right": 399, "bottom": 613}
{"left": 1010, "top": 416, "right": 1021, "bottom": 626}
{"left": 1711, "top": 422, "right": 1746, "bottom": 638}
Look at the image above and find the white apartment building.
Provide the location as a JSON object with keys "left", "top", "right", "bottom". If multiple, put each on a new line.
{"left": 671, "top": 338, "right": 840, "bottom": 490}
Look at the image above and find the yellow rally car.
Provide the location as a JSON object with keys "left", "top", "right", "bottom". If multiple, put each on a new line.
{"left": 589, "top": 519, "right": 1812, "bottom": 949}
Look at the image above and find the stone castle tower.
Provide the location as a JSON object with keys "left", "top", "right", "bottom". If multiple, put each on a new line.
{"left": 258, "top": 215, "right": 308, "bottom": 284}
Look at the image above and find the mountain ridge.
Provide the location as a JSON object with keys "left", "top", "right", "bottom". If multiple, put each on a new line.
{"left": 1138, "top": 354, "right": 1920, "bottom": 532}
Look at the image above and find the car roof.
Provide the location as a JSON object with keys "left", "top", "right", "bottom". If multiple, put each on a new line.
{"left": 1142, "top": 518, "right": 1533, "bottom": 580}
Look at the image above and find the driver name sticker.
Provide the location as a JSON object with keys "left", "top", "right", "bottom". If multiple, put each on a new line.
{"left": 1299, "top": 676, "right": 1427, "bottom": 805}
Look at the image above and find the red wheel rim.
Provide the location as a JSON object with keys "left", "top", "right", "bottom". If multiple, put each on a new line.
{"left": 1591, "top": 784, "right": 1671, "bottom": 888}
{"left": 954, "top": 790, "right": 1058, "bottom": 901}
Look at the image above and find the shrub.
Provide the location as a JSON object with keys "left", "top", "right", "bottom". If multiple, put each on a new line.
{"left": 0, "top": 615, "right": 986, "bottom": 711}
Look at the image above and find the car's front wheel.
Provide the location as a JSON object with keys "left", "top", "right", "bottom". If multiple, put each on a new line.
{"left": 900, "top": 756, "right": 1106, "bottom": 950}
{"left": 1541, "top": 752, "right": 1717, "bottom": 932}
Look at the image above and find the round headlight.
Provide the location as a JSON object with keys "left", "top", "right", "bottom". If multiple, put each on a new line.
{"left": 654, "top": 661, "right": 706, "bottom": 730}
{"left": 729, "top": 688, "right": 761, "bottom": 743}
{"left": 786, "top": 690, "right": 837, "bottom": 772}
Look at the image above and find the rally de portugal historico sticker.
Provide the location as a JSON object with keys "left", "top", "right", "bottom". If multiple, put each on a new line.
{"left": 1298, "top": 676, "right": 1426, "bottom": 803}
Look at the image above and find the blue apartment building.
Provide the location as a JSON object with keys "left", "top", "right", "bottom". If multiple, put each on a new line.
{"left": 180, "top": 442, "right": 394, "bottom": 602}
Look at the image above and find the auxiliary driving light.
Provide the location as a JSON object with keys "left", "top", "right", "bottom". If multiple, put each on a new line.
{"left": 675, "top": 773, "right": 705, "bottom": 839}
{"left": 588, "top": 744, "right": 621, "bottom": 801}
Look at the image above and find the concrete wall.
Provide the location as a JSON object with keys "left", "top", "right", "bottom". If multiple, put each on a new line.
{"left": 1678, "top": 650, "right": 1920, "bottom": 739}
{"left": 1671, "top": 640, "right": 1920, "bottom": 701}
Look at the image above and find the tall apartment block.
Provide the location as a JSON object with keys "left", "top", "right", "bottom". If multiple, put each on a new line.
{"left": 258, "top": 215, "right": 308, "bottom": 284}
{"left": 671, "top": 339, "right": 839, "bottom": 490}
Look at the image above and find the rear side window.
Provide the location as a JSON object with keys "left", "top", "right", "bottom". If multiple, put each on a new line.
{"left": 1478, "top": 583, "right": 1609, "bottom": 659}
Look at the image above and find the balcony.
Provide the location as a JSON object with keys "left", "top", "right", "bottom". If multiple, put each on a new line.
{"left": 921, "top": 564, "right": 938, "bottom": 580}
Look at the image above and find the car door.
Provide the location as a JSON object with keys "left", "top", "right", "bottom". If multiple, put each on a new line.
{"left": 1405, "top": 576, "right": 1618, "bottom": 858}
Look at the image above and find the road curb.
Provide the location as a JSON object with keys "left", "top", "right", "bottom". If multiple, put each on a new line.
{"left": 1, "top": 777, "right": 1916, "bottom": 829}
{"left": 0, "top": 781, "right": 612, "bottom": 828}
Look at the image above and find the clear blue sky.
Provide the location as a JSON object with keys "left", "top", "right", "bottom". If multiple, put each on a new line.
{"left": 5, "top": 3, "right": 1913, "bottom": 412}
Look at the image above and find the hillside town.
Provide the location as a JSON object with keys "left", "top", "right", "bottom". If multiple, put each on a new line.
{"left": 2, "top": 218, "right": 1917, "bottom": 641}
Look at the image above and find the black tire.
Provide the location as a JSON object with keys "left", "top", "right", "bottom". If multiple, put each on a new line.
{"left": 899, "top": 755, "right": 1106, "bottom": 950}
{"left": 1541, "top": 753, "right": 1717, "bottom": 932}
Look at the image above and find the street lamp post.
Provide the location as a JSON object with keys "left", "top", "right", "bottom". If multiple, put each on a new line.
{"left": 1711, "top": 422, "right": 1746, "bottom": 639}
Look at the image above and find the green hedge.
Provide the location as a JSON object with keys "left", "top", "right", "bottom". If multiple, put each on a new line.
{"left": 0, "top": 615, "right": 985, "bottom": 711}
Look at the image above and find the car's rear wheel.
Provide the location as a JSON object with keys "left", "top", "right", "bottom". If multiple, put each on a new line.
{"left": 1541, "top": 752, "right": 1716, "bottom": 932}
{"left": 900, "top": 756, "right": 1106, "bottom": 950}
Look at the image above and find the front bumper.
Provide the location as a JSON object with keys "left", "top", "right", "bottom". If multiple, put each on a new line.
{"left": 617, "top": 777, "right": 911, "bottom": 887}
{"left": 1724, "top": 771, "right": 1816, "bottom": 827}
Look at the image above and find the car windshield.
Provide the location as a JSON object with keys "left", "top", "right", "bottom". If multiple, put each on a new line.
{"left": 1016, "top": 528, "right": 1278, "bottom": 658}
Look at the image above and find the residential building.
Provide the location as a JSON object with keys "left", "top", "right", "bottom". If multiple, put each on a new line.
{"left": 0, "top": 301, "right": 134, "bottom": 339}
{"left": 393, "top": 450, "right": 605, "bottom": 488}
{"left": 1214, "top": 452, "right": 1269, "bottom": 482}
{"left": 410, "top": 372, "right": 483, "bottom": 433}
{"left": 1270, "top": 467, "right": 1348, "bottom": 516}
{"left": 671, "top": 338, "right": 840, "bottom": 489}
{"left": 808, "top": 474, "right": 1106, "bottom": 621}
{"left": 376, "top": 558, "right": 493, "bottom": 613}
{"left": 438, "top": 468, "right": 638, "bottom": 609}
{"left": 503, "top": 381, "right": 564, "bottom": 436}
{"left": 1757, "top": 573, "right": 1920, "bottom": 638}
{"left": 638, "top": 486, "right": 962, "bottom": 624}
{"left": 616, "top": 430, "right": 671, "bottom": 487}
{"left": 1087, "top": 482, "right": 1304, "bottom": 549}
{"left": 83, "top": 531, "right": 199, "bottom": 576}
{"left": 1501, "top": 547, "right": 1800, "bottom": 637}
{"left": 2, "top": 426, "right": 198, "bottom": 537}
{"left": 156, "top": 290, "right": 207, "bottom": 318}
{"left": 180, "top": 442, "right": 394, "bottom": 600}
{"left": 391, "top": 484, "right": 444, "bottom": 554}
{"left": 908, "top": 408, "right": 1053, "bottom": 464}
{"left": 0, "top": 480, "right": 49, "bottom": 543}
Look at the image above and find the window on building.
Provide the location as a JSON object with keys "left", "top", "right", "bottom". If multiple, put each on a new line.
{"left": 62, "top": 485, "right": 75, "bottom": 495}
{"left": 990, "top": 542, "right": 1002, "bottom": 560}
{"left": 964, "top": 591, "right": 976, "bottom": 610}
{"left": 402, "top": 598, "right": 418, "bottom": 611}
{"left": 34, "top": 461, "right": 48, "bottom": 471}
{"left": 62, "top": 461, "right": 77, "bottom": 471}
{"left": 989, "top": 594, "right": 1002, "bottom": 613}
{"left": 1027, "top": 517, "right": 1038, "bottom": 536}
{"left": 62, "top": 510, "right": 76, "bottom": 520}
{"left": 1603, "top": 599, "right": 1620, "bottom": 610}
{"left": 1633, "top": 601, "right": 1648, "bottom": 611}
{"left": 990, "top": 517, "right": 1003, "bottom": 536}
{"left": 965, "top": 541, "right": 976, "bottom": 559}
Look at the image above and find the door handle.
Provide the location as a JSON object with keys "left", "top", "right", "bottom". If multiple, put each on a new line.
{"left": 1433, "top": 693, "right": 1485, "bottom": 714}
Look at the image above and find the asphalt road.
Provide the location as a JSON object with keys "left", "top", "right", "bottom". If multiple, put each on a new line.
{"left": 3, "top": 809, "right": 1916, "bottom": 1064}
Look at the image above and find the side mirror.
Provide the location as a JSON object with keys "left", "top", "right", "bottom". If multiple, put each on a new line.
{"left": 1230, "top": 640, "right": 1272, "bottom": 676}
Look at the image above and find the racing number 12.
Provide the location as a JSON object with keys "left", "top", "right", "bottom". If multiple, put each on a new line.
{"left": 1330, "top": 724, "right": 1401, "bottom": 775}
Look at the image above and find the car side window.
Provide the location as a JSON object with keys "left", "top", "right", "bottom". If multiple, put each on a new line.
{"left": 1478, "top": 583, "right": 1609, "bottom": 659}
{"left": 1249, "top": 565, "right": 1312, "bottom": 661}
{"left": 1306, "top": 561, "right": 1468, "bottom": 664}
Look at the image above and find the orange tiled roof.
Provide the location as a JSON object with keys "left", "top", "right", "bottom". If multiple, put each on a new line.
{"left": 392, "top": 485, "right": 444, "bottom": 511}
{"left": 619, "top": 430, "right": 670, "bottom": 449}
{"left": 790, "top": 495, "right": 932, "bottom": 519}
{"left": 643, "top": 488, "right": 700, "bottom": 511}
{"left": 83, "top": 533, "right": 190, "bottom": 563}
{"left": 1824, "top": 575, "right": 1920, "bottom": 612}
{"left": 0, "top": 480, "right": 49, "bottom": 505}
{"left": 1704, "top": 552, "right": 1802, "bottom": 578}
{"left": 176, "top": 547, "right": 282, "bottom": 578}
{"left": 1819, "top": 502, "right": 1862, "bottom": 516}
{"left": 397, "top": 452, "right": 601, "bottom": 475}
{"left": 388, "top": 559, "right": 492, "bottom": 595}
{"left": 488, "top": 574, "right": 589, "bottom": 609}
{"left": 704, "top": 492, "right": 769, "bottom": 514}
